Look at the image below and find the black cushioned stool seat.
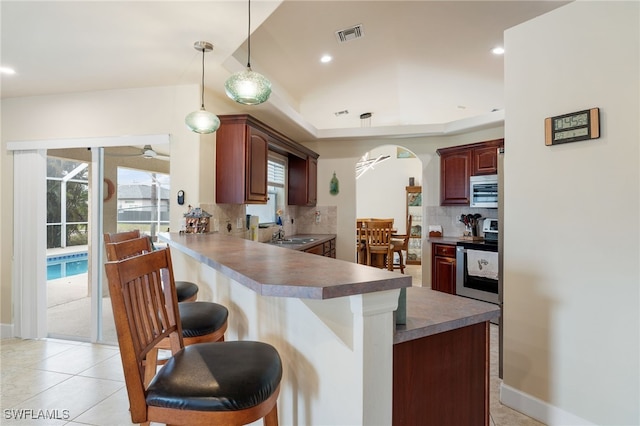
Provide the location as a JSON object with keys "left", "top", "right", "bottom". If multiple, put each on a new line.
{"left": 175, "top": 280, "right": 199, "bottom": 302}
{"left": 178, "top": 302, "right": 229, "bottom": 339}
{"left": 147, "top": 341, "right": 283, "bottom": 412}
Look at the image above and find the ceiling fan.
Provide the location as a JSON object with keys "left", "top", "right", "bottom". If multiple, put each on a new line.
{"left": 105, "top": 145, "right": 170, "bottom": 161}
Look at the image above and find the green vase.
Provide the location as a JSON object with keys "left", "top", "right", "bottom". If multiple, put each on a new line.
{"left": 330, "top": 172, "right": 339, "bottom": 195}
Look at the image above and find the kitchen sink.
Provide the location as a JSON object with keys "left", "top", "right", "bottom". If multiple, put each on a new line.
{"left": 270, "top": 238, "right": 316, "bottom": 245}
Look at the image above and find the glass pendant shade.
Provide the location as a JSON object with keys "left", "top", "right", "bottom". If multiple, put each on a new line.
{"left": 185, "top": 40, "right": 219, "bottom": 134}
{"left": 185, "top": 108, "right": 220, "bottom": 134}
{"left": 225, "top": 68, "right": 272, "bottom": 105}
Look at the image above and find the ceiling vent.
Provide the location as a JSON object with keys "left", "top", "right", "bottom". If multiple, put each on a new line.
{"left": 335, "top": 24, "right": 364, "bottom": 43}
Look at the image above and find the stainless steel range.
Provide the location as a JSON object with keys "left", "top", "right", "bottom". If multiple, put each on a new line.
{"left": 455, "top": 218, "right": 499, "bottom": 305}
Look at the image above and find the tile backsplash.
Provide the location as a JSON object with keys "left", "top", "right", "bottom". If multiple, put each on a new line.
{"left": 424, "top": 206, "right": 498, "bottom": 237}
{"left": 193, "top": 203, "right": 337, "bottom": 242}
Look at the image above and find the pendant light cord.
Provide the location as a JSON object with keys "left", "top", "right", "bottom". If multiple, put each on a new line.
{"left": 246, "top": 0, "right": 252, "bottom": 69}
{"left": 200, "top": 47, "right": 205, "bottom": 108}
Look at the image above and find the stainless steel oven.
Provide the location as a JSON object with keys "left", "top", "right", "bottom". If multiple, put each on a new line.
{"left": 455, "top": 241, "right": 499, "bottom": 305}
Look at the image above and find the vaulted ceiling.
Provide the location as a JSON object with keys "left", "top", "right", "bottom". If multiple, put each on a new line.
{"left": 1, "top": 1, "right": 569, "bottom": 141}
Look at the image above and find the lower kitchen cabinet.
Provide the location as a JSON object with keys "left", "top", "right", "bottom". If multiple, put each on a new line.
{"left": 305, "top": 238, "right": 336, "bottom": 258}
{"left": 431, "top": 243, "right": 456, "bottom": 294}
{"left": 393, "top": 321, "right": 490, "bottom": 425}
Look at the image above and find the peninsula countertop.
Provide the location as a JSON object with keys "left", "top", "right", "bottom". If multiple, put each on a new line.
{"left": 395, "top": 286, "right": 500, "bottom": 344}
{"left": 158, "top": 232, "right": 411, "bottom": 300}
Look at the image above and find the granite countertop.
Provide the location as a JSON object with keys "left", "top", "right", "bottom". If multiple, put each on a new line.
{"left": 428, "top": 236, "right": 499, "bottom": 249}
{"left": 428, "top": 236, "right": 469, "bottom": 245}
{"left": 394, "top": 286, "right": 500, "bottom": 344}
{"left": 158, "top": 232, "right": 411, "bottom": 300}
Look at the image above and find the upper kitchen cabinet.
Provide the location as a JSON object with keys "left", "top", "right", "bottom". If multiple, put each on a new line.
{"left": 438, "top": 148, "right": 472, "bottom": 206}
{"left": 216, "top": 115, "right": 269, "bottom": 204}
{"left": 437, "top": 139, "right": 504, "bottom": 206}
{"left": 215, "top": 114, "right": 319, "bottom": 206}
{"left": 288, "top": 156, "right": 317, "bottom": 206}
{"left": 472, "top": 140, "right": 503, "bottom": 175}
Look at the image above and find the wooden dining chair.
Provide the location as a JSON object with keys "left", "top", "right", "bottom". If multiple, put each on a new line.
{"left": 391, "top": 215, "right": 412, "bottom": 274}
{"left": 104, "top": 230, "right": 198, "bottom": 302}
{"left": 104, "top": 236, "right": 228, "bottom": 348}
{"left": 105, "top": 247, "right": 282, "bottom": 426}
{"left": 356, "top": 219, "right": 367, "bottom": 264}
{"left": 363, "top": 219, "right": 394, "bottom": 271}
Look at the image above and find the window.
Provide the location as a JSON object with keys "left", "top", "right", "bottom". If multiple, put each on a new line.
{"left": 46, "top": 157, "right": 89, "bottom": 248}
{"left": 246, "top": 154, "right": 286, "bottom": 224}
{"left": 116, "top": 167, "right": 170, "bottom": 240}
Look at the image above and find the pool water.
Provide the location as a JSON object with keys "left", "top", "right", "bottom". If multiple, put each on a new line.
{"left": 47, "top": 252, "right": 88, "bottom": 280}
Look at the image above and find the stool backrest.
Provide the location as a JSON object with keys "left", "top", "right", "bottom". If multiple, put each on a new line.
{"left": 105, "top": 236, "right": 153, "bottom": 262}
{"left": 104, "top": 230, "right": 141, "bottom": 244}
{"left": 104, "top": 247, "right": 183, "bottom": 422}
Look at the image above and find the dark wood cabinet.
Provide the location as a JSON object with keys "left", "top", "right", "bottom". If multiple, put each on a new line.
{"left": 304, "top": 238, "right": 335, "bottom": 258}
{"left": 216, "top": 116, "right": 269, "bottom": 204}
{"left": 393, "top": 322, "right": 490, "bottom": 425}
{"left": 246, "top": 127, "right": 269, "bottom": 202}
{"left": 439, "top": 149, "right": 471, "bottom": 206}
{"left": 431, "top": 243, "right": 456, "bottom": 294}
{"left": 437, "top": 139, "right": 503, "bottom": 206}
{"left": 288, "top": 155, "right": 317, "bottom": 206}
{"left": 216, "top": 114, "right": 319, "bottom": 206}
{"left": 472, "top": 144, "right": 500, "bottom": 175}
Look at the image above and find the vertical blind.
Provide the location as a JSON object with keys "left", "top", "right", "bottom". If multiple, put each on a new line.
{"left": 268, "top": 159, "right": 285, "bottom": 187}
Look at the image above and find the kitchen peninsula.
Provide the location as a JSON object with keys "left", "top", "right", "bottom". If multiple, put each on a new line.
{"left": 159, "top": 232, "right": 499, "bottom": 425}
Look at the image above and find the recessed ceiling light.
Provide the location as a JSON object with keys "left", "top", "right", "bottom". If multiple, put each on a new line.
{"left": 491, "top": 46, "right": 505, "bottom": 55}
{"left": 320, "top": 55, "right": 332, "bottom": 63}
{"left": 0, "top": 66, "right": 16, "bottom": 75}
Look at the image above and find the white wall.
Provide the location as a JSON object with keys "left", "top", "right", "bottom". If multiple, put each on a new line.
{"left": 502, "top": 2, "right": 639, "bottom": 424}
{"left": 356, "top": 145, "right": 422, "bottom": 233}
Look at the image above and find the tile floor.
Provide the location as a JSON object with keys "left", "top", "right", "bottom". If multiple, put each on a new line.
{"left": 0, "top": 325, "right": 542, "bottom": 425}
{"left": 2, "top": 265, "right": 543, "bottom": 425}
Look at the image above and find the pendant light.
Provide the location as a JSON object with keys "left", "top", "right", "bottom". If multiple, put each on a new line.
{"left": 224, "top": 0, "right": 272, "bottom": 105}
{"left": 185, "top": 41, "right": 220, "bottom": 134}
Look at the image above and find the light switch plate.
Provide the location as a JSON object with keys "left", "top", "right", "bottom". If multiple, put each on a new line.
{"left": 213, "top": 219, "right": 220, "bottom": 232}
{"left": 237, "top": 217, "right": 243, "bottom": 229}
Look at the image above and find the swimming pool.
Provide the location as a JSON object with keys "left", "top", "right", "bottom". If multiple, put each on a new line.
{"left": 47, "top": 252, "right": 88, "bottom": 280}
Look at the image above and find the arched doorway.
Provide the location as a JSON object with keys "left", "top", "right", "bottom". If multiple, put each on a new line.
{"left": 355, "top": 144, "right": 423, "bottom": 284}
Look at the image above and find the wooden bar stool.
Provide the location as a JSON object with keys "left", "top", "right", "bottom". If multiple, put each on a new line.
{"left": 104, "top": 236, "right": 229, "bottom": 343}
{"left": 104, "top": 230, "right": 198, "bottom": 302}
{"left": 104, "top": 247, "right": 281, "bottom": 425}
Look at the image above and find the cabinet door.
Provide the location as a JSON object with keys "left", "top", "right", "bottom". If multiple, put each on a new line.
{"left": 432, "top": 255, "right": 456, "bottom": 294}
{"left": 440, "top": 150, "right": 471, "bottom": 205}
{"left": 305, "top": 243, "right": 324, "bottom": 256}
{"left": 472, "top": 145, "right": 498, "bottom": 175}
{"left": 307, "top": 157, "right": 318, "bottom": 206}
{"left": 246, "top": 127, "right": 269, "bottom": 203}
{"left": 288, "top": 155, "right": 318, "bottom": 206}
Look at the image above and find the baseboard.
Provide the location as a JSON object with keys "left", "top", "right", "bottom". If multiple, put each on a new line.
{"left": 500, "top": 383, "right": 595, "bottom": 426}
{"left": 1, "top": 323, "right": 15, "bottom": 339}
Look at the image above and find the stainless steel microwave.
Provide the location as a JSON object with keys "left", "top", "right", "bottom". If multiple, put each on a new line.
{"left": 470, "top": 174, "right": 498, "bottom": 208}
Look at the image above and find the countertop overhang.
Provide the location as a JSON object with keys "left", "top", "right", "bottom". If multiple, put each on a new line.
{"left": 158, "top": 232, "right": 411, "bottom": 300}
{"left": 395, "top": 287, "right": 500, "bottom": 344}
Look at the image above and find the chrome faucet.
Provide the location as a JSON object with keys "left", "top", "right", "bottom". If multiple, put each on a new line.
{"left": 272, "top": 227, "right": 285, "bottom": 242}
